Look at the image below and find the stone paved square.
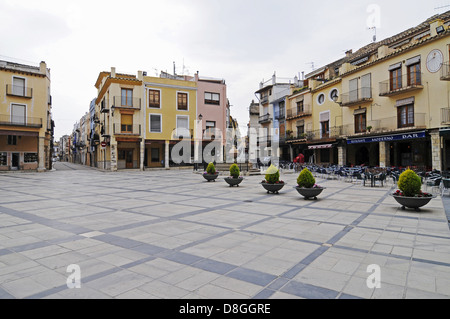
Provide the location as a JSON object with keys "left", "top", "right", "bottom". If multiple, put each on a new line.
{"left": 1, "top": 163, "right": 450, "bottom": 299}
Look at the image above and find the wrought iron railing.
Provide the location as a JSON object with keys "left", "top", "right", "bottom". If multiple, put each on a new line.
{"left": 379, "top": 72, "right": 423, "bottom": 96}
{"left": 340, "top": 87, "right": 372, "bottom": 106}
{"left": 0, "top": 114, "right": 42, "bottom": 128}
{"left": 113, "top": 124, "right": 141, "bottom": 135}
{"left": 112, "top": 96, "right": 141, "bottom": 109}
{"left": 6, "top": 85, "right": 33, "bottom": 98}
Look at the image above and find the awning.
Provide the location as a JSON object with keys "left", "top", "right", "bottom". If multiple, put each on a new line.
{"left": 308, "top": 144, "right": 333, "bottom": 150}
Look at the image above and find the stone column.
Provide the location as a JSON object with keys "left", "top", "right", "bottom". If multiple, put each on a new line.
{"left": 110, "top": 143, "right": 117, "bottom": 171}
{"left": 140, "top": 140, "right": 145, "bottom": 171}
{"left": 430, "top": 130, "right": 442, "bottom": 171}
{"left": 379, "top": 142, "right": 387, "bottom": 168}
{"left": 338, "top": 145, "right": 346, "bottom": 167}
{"left": 165, "top": 140, "right": 170, "bottom": 169}
{"left": 38, "top": 136, "right": 46, "bottom": 172}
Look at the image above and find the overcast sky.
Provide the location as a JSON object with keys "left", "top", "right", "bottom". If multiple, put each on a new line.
{"left": 1, "top": 0, "right": 449, "bottom": 140}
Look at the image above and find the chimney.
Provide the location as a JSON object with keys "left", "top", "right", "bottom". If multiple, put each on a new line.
{"left": 194, "top": 71, "right": 199, "bottom": 81}
{"left": 137, "top": 71, "right": 143, "bottom": 81}
{"left": 345, "top": 49, "right": 353, "bottom": 57}
{"left": 39, "top": 61, "right": 47, "bottom": 74}
{"left": 111, "top": 67, "right": 116, "bottom": 78}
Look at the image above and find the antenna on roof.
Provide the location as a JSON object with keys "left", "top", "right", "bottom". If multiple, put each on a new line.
{"left": 368, "top": 26, "right": 377, "bottom": 43}
{"left": 306, "top": 62, "right": 315, "bottom": 71}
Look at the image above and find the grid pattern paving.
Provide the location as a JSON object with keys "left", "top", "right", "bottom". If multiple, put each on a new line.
{"left": 1, "top": 162, "right": 450, "bottom": 299}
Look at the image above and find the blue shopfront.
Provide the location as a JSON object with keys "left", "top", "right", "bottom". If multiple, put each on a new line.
{"left": 346, "top": 131, "right": 431, "bottom": 169}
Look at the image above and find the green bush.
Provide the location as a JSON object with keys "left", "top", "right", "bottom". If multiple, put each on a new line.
{"left": 297, "top": 168, "right": 315, "bottom": 188}
{"left": 265, "top": 165, "right": 280, "bottom": 183}
{"left": 397, "top": 169, "right": 422, "bottom": 196}
{"left": 206, "top": 162, "right": 216, "bottom": 174}
{"left": 229, "top": 163, "right": 240, "bottom": 178}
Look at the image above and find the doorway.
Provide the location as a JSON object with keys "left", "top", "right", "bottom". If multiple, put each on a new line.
{"left": 12, "top": 153, "right": 20, "bottom": 170}
{"left": 126, "top": 150, "right": 133, "bottom": 169}
{"left": 355, "top": 146, "right": 369, "bottom": 166}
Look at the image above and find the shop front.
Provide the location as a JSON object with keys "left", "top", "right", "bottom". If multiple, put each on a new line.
{"left": 347, "top": 130, "right": 431, "bottom": 169}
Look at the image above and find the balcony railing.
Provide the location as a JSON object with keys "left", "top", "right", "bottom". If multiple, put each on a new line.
{"left": 341, "top": 113, "right": 426, "bottom": 136}
{"left": 6, "top": 85, "right": 33, "bottom": 98}
{"left": 286, "top": 105, "right": 312, "bottom": 119}
{"left": 379, "top": 72, "right": 423, "bottom": 96}
{"left": 112, "top": 96, "right": 141, "bottom": 109}
{"left": 441, "top": 62, "right": 450, "bottom": 81}
{"left": 258, "top": 114, "right": 272, "bottom": 124}
{"left": 442, "top": 108, "right": 450, "bottom": 124}
{"left": 0, "top": 114, "right": 42, "bottom": 128}
{"left": 113, "top": 124, "right": 141, "bottom": 136}
{"left": 171, "top": 128, "right": 194, "bottom": 139}
{"left": 202, "top": 129, "right": 223, "bottom": 140}
{"left": 307, "top": 127, "right": 342, "bottom": 142}
{"left": 339, "top": 88, "right": 372, "bottom": 106}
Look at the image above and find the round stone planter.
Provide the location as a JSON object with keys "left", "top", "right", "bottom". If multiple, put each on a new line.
{"left": 294, "top": 186, "right": 325, "bottom": 200}
{"left": 224, "top": 177, "right": 244, "bottom": 187}
{"left": 261, "top": 182, "right": 285, "bottom": 194}
{"left": 203, "top": 173, "right": 219, "bottom": 182}
{"left": 390, "top": 194, "right": 436, "bottom": 211}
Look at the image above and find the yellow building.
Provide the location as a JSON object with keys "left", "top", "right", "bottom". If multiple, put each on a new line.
{"left": 335, "top": 14, "right": 450, "bottom": 171}
{"left": 144, "top": 73, "right": 197, "bottom": 168}
{"left": 0, "top": 59, "right": 52, "bottom": 171}
{"left": 94, "top": 68, "right": 144, "bottom": 171}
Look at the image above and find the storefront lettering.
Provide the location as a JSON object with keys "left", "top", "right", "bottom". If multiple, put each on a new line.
{"left": 347, "top": 131, "right": 425, "bottom": 144}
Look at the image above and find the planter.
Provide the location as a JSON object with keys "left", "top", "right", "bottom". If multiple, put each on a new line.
{"left": 294, "top": 186, "right": 325, "bottom": 200}
{"left": 390, "top": 194, "right": 436, "bottom": 211}
{"left": 224, "top": 177, "right": 244, "bottom": 187}
{"left": 203, "top": 173, "right": 219, "bottom": 182}
{"left": 261, "top": 182, "right": 285, "bottom": 194}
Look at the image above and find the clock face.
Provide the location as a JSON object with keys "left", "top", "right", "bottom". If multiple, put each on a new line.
{"left": 426, "top": 49, "right": 443, "bottom": 73}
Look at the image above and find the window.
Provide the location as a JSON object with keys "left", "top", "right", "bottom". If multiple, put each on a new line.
{"left": 321, "top": 120, "right": 329, "bottom": 138}
{"left": 407, "top": 63, "right": 421, "bottom": 86}
{"left": 205, "top": 92, "right": 220, "bottom": 105}
{"left": 121, "top": 114, "right": 133, "bottom": 133}
{"left": 279, "top": 101, "right": 285, "bottom": 118}
{"left": 297, "top": 125, "right": 305, "bottom": 138}
{"left": 349, "top": 78, "right": 358, "bottom": 102}
{"left": 176, "top": 115, "right": 189, "bottom": 137}
{"left": 390, "top": 67, "right": 402, "bottom": 91}
{"left": 118, "top": 150, "right": 126, "bottom": 160}
{"left": 177, "top": 92, "right": 188, "bottom": 110}
{"left": 0, "top": 153, "right": 6, "bottom": 166}
{"left": 11, "top": 104, "right": 26, "bottom": 125}
{"left": 7, "top": 135, "right": 17, "bottom": 145}
{"left": 121, "top": 89, "right": 133, "bottom": 107}
{"left": 151, "top": 148, "right": 160, "bottom": 163}
{"left": 149, "top": 89, "right": 160, "bottom": 108}
{"left": 12, "top": 77, "right": 25, "bottom": 96}
{"left": 398, "top": 104, "right": 414, "bottom": 128}
{"left": 317, "top": 94, "right": 325, "bottom": 105}
{"left": 296, "top": 100, "right": 304, "bottom": 113}
{"left": 330, "top": 89, "right": 339, "bottom": 102}
{"left": 354, "top": 113, "right": 367, "bottom": 133}
{"left": 149, "top": 114, "right": 162, "bottom": 133}
{"left": 24, "top": 153, "right": 38, "bottom": 163}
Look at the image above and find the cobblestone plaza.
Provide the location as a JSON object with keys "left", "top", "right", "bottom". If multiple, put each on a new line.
{"left": 1, "top": 163, "right": 450, "bottom": 299}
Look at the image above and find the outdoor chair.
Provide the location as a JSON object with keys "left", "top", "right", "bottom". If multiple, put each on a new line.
{"left": 441, "top": 178, "right": 450, "bottom": 197}
{"left": 373, "top": 173, "right": 386, "bottom": 187}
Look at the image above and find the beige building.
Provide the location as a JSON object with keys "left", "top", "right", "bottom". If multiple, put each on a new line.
{"left": 0, "top": 59, "right": 53, "bottom": 171}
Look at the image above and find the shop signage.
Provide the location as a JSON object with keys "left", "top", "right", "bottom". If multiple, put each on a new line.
{"left": 347, "top": 131, "right": 426, "bottom": 145}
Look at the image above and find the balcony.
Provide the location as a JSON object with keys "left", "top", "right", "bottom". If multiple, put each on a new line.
{"left": 306, "top": 127, "right": 342, "bottom": 142}
{"left": 100, "top": 126, "right": 110, "bottom": 137}
{"left": 339, "top": 88, "right": 373, "bottom": 107}
{"left": 379, "top": 72, "right": 423, "bottom": 97}
{"left": 441, "top": 62, "right": 450, "bottom": 81}
{"left": 111, "top": 96, "right": 141, "bottom": 110}
{"left": 6, "top": 85, "right": 33, "bottom": 99}
{"left": 442, "top": 108, "right": 450, "bottom": 124}
{"left": 0, "top": 114, "right": 42, "bottom": 128}
{"left": 202, "top": 128, "right": 223, "bottom": 141}
{"left": 258, "top": 114, "right": 272, "bottom": 124}
{"left": 286, "top": 105, "right": 312, "bottom": 120}
{"left": 258, "top": 136, "right": 272, "bottom": 147}
{"left": 341, "top": 113, "right": 426, "bottom": 136}
{"left": 113, "top": 124, "right": 141, "bottom": 136}
{"left": 172, "top": 128, "right": 194, "bottom": 140}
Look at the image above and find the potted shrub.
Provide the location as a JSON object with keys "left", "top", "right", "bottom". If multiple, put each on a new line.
{"left": 294, "top": 168, "right": 325, "bottom": 200}
{"left": 366, "top": 126, "right": 372, "bottom": 133}
{"left": 224, "top": 163, "right": 244, "bottom": 187}
{"left": 390, "top": 169, "right": 436, "bottom": 211}
{"left": 203, "top": 162, "right": 219, "bottom": 182}
{"left": 260, "top": 164, "right": 285, "bottom": 194}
